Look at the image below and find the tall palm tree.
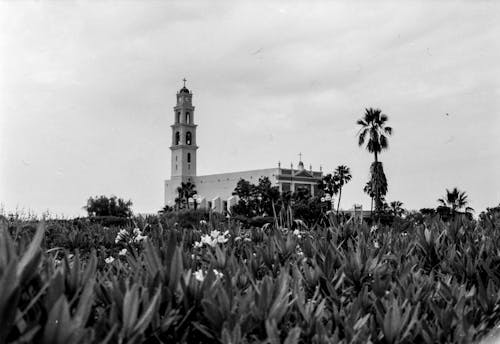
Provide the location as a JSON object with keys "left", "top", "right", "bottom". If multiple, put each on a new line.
{"left": 438, "top": 187, "right": 474, "bottom": 216}
{"left": 176, "top": 182, "right": 197, "bottom": 209}
{"left": 357, "top": 108, "right": 393, "bottom": 163}
{"left": 333, "top": 165, "right": 352, "bottom": 215}
{"left": 357, "top": 108, "right": 392, "bottom": 213}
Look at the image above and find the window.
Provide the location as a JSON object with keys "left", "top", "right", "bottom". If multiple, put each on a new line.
{"left": 175, "top": 131, "right": 180, "bottom": 145}
{"left": 176, "top": 112, "right": 180, "bottom": 123}
{"left": 187, "top": 153, "right": 191, "bottom": 163}
{"left": 186, "top": 112, "right": 191, "bottom": 123}
{"left": 186, "top": 131, "right": 192, "bottom": 145}
{"left": 175, "top": 156, "right": 178, "bottom": 161}
{"left": 175, "top": 164, "right": 178, "bottom": 171}
{"left": 188, "top": 164, "right": 191, "bottom": 170}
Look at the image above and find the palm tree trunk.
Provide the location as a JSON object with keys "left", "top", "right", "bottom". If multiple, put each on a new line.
{"left": 370, "top": 196, "right": 373, "bottom": 217}
{"left": 336, "top": 187, "right": 342, "bottom": 216}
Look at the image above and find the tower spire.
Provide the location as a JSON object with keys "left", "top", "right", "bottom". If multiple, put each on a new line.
{"left": 182, "top": 78, "right": 187, "bottom": 87}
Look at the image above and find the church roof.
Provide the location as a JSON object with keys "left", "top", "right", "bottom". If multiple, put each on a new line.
{"left": 294, "top": 169, "right": 312, "bottom": 177}
{"left": 180, "top": 86, "right": 190, "bottom": 94}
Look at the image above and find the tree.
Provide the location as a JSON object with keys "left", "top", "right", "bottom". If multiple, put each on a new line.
{"left": 232, "top": 177, "right": 280, "bottom": 217}
{"left": 357, "top": 108, "right": 392, "bottom": 214}
{"left": 363, "top": 180, "right": 375, "bottom": 215}
{"left": 176, "top": 182, "right": 197, "bottom": 209}
{"left": 370, "top": 161, "right": 388, "bottom": 212}
{"left": 256, "top": 177, "right": 280, "bottom": 216}
{"left": 319, "top": 173, "right": 339, "bottom": 198}
{"left": 158, "top": 204, "right": 174, "bottom": 215}
{"left": 333, "top": 165, "right": 352, "bottom": 215}
{"left": 84, "top": 195, "right": 133, "bottom": 218}
{"left": 437, "top": 187, "right": 474, "bottom": 218}
{"left": 389, "top": 201, "right": 405, "bottom": 217}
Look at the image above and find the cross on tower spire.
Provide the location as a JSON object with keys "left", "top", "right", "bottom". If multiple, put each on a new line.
{"left": 298, "top": 152, "right": 302, "bottom": 162}
{"left": 182, "top": 78, "right": 187, "bottom": 87}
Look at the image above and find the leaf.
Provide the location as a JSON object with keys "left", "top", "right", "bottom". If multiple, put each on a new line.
{"left": 122, "top": 284, "right": 140, "bottom": 337}
{"left": 131, "top": 287, "right": 161, "bottom": 335}
{"left": 43, "top": 296, "right": 74, "bottom": 344}
{"left": 73, "top": 278, "right": 95, "bottom": 328}
{"left": 17, "top": 222, "right": 44, "bottom": 285}
{"left": 284, "top": 327, "right": 301, "bottom": 344}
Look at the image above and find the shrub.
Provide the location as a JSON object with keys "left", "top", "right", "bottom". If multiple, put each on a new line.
{"left": 2, "top": 211, "right": 500, "bottom": 343}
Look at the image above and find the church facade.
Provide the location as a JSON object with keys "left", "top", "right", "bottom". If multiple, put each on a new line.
{"left": 164, "top": 84, "right": 323, "bottom": 212}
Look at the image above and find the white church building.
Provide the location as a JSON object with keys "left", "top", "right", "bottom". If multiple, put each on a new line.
{"left": 164, "top": 83, "right": 324, "bottom": 212}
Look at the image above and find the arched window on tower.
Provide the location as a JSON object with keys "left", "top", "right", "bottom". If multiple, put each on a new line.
{"left": 175, "top": 131, "right": 180, "bottom": 145}
{"left": 186, "top": 112, "right": 191, "bottom": 124}
{"left": 187, "top": 153, "right": 191, "bottom": 163}
{"left": 176, "top": 112, "right": 180, "bottom": 123}
{"left": 186, "top": 131, "right": 192, "bottom": 145}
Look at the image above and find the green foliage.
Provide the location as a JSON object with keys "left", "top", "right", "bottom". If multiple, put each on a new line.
{"left": 175, "top": 182, "right": 197, "bottom": 210}
{"left": 2, "top": 211, "right": 500, "bottom": 343}
{"left": 84, "top": 195, "right": 133, "bottom": 218}
{"left": 231, "top": 177, "right": 280, "bottom": 218}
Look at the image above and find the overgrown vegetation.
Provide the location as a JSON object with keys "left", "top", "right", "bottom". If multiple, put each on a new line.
{"left": 1, "top": 207, "right": 500, "bottom": 343}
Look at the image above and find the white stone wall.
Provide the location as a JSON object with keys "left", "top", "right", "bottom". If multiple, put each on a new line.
{"left": 164, "top": 168, "right": 279, "bottom": 207}
{"left": 193, "top": 168, "right": 279, "bottom": 203}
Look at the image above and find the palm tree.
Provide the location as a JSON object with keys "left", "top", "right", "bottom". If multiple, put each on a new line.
{"left": 363, "top": 181, "right": 374, "bottom": 215}
{"left": 176, "top": 182, "right": 197, "bottom": 209}
{"left": 357, "top": 108, "right": 392, "bottom": 213}
{"left": 333, "top": 165, "right": 352, "bottom": 215}
{"left": 438, "top": 187, "right": 474, "bottom": 217}
{"left": 370, "top": 161, "right": 388, "bottom": 212}
{"left": 357, "top": 108, "right": 393, "bottom": 163}
{"left": 389, "top": 201, "right": 405, "bottom": 217}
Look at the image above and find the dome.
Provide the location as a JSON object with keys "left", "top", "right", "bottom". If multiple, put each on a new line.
{"left": 180, "top": 86, "right": 190, "bottom": 94}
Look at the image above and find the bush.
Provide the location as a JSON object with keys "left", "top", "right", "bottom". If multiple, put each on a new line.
{"left": 159, "top": 208, "right": 210, "bottom": 228}
{"left": 84, "top": 195, "right": 133, "bottom": 217}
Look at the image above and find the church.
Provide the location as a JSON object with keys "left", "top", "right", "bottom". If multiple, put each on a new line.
{"left": 164, "top": 82, "right": 324, "bottom": 212}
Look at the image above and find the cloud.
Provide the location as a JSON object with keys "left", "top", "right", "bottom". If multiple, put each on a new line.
{"left": 0, "top": 1, "right": 499, "bottom": 215}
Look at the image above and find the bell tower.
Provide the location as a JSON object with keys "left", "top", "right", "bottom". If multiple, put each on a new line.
{"left": 170, "top": 79, "right": 197, "bottom": 180}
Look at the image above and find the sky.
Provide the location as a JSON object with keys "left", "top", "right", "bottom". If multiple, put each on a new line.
{"left": 0, "top": 1, "right": 499, "bottom": 217}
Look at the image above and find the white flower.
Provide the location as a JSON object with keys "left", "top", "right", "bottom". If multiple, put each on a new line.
{"left": 115, "top": 229, "right": 128, "bottom": 243}
{"left": 200, "top": 220, "right": 207, "bottom": 225}
{"left": 134, "top": 234, "right": 147, "bottom": 242}
{"left": 293, "top": 229, "right": 300, "bottom": 236}
{"left": 210, "top": 230, "right": 220, "bottom": 238}
{"left": 193, "top": 241, "right": 203, "bottom": 248}
{"left": 217, "top": 235, "right": 229, "bottom": 243}
{"left": 374, "top": 241, "right": 380, "bottom": 249}
{"left": 244, "top": 237, "right": 252, "bottom": 242}
{"left": 133, "top": 228, "right": 142, "bottom": 236}
{"left": 370, "top": 225, "right": 378, "bottom": 233}
{"left": 119, "top": 248, "right": 127, "bottom": 256}
{"left": 200, "top": 234, "right": 216, "bottom": 247}
{"left": 194, "top": 269, "right": 205, "bottom": 282}
{"left": 213, "top": 269, "right": 223, "bottom": 279}
{"left": 105, "top": 256, "right": 115, "bottom": 264}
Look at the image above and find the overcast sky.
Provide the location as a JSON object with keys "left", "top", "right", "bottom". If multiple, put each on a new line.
{"left": 1, "top": 1, "right": 499, "bottom": 217}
